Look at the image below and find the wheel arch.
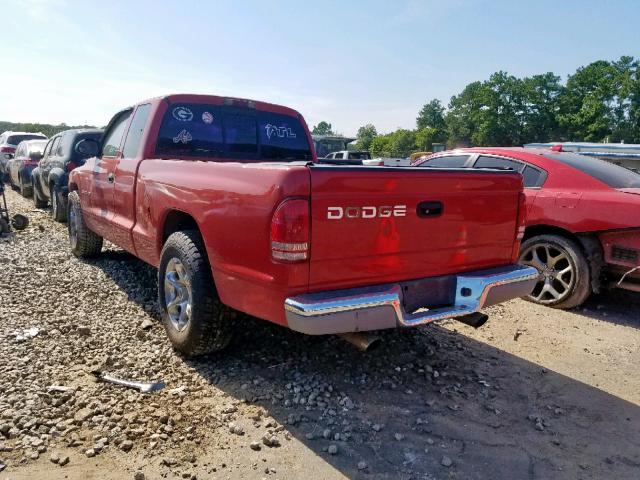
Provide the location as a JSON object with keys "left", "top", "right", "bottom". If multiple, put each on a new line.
{"left": 523, "top": 224, "right": 604, "bottom": 293}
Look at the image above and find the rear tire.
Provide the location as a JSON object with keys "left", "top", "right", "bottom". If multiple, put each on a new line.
{"left": 519, "top": 234, "right": 591, "bottom": 309}
{"left": 51, "top": 186, "right": 67, "bottom": 222}
{"left": 158, "top": 230, "right": 237, "bottom": 356}
{"left": 19, "top": 175, "right": 32, "bottom": 198}
{"left": 67, "top": 191, "right": 103, "bottom": 257}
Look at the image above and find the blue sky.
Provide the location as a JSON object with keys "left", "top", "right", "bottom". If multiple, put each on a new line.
{"left": 2, "top": 0, "right": 639, "bottom": 135}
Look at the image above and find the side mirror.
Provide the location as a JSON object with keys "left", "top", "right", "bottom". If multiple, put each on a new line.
{"left": 3, "top": 153, "right": 13, "bottom": 160}
{"left": 75, "top": 138, "right": 100, "bottom": 158}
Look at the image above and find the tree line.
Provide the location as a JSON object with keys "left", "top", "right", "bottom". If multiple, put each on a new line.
{"left": 312, "top": 56, "right": 640, "bottom": 158}
{"left": 0, "top": 121, "right": 97, "bottom": 139}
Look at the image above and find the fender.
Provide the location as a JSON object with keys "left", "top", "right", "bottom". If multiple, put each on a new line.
{"left": 49, "top": 167, "right": 69, "bottom": 194}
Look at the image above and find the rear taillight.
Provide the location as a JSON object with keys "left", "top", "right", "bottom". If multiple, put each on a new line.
{"left": 66, "top": 161, "right": 78, "bottom": 172}
{"left": 512, "top": 192, "right": 527, "bottom": 261}
{"left": 270, "top": 198, "right": 310, "bottom": 262}
{"left": 0, "top": 146, "right": 15, "bottom": 153}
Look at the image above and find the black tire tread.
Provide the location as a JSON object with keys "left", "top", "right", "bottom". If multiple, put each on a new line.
{"left": 32, "top": 178, "right": 48, "bottom": 208}
{"left": 159, "top": 230, "right": 236, "bottom": 356}
{"left": 51, "top": 185, "right": 67, "bottom": 222}
{"left": 67, "top": 191, "right": 103, "bottom": 257}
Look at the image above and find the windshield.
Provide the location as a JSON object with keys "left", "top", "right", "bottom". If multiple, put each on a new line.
{"left": 156, "top": 103, "right": 312, "bottom": 161}
{"left": 27, "top": 141, "right": 46, "bottom": 155}
{"left": 544, "top": 152, "right": 640, "bottom": 188}
{"left": 7, "top": 134, "right": 46, "bottom": 145}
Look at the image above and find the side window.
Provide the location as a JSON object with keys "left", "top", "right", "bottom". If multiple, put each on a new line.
{"left": 522, "top": 165, "right": 544, "bottom": 188}
{"left": 57, "top": 133, "right": 69, "bottom": 157}
{"left": 49, "top": 137, "right": 61, "bottom": 158}
{"left": 122, "top": 104, "right": 151, "bottom": 158}
{"left": 102, "top": 111, "right": 132, "bottom": 157}
{"left": 474, "top": 155, "right": 523, "bottom": 172}
{"left": 420, "top": 155, "right": 470, "bottom": 168}
{"left": 43, "top": 139, "right": 54, "bottom": 158}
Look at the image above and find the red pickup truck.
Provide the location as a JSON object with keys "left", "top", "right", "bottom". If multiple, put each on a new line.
{"left": 67, "top": 94, "right": 537, "bottom": 355}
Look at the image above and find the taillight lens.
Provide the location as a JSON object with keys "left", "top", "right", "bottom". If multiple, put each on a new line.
{"left": 0, "top": 146, "right": 15, "bottom": 153}
{"left": 512, "top": 192, "right": 527, "bottom": 261}
{"left": 270, "top": 198, "right": 310, "bottom": 262}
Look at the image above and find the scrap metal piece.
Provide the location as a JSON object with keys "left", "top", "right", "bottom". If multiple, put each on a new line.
{"left": 91, "top": 370, "right": 165, "bottom": 393}
{"left": 14, "top": 327, "right": 40, "bottom": 342}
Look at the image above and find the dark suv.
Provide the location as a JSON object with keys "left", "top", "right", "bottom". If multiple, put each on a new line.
{"left": 32, "top": 128, "right": 102, "bottom": 221}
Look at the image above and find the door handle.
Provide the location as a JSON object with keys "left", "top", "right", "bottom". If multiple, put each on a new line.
{"left": 108, "top": 173, "right": 114, "bottom": 183}
{"left": 417, "top": 201, "right": 443, "bottom": 218}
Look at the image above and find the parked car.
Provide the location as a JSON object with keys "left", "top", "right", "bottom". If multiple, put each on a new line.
{"left": 0, "top": 131, "right": 47, "bottom": 181}
{"left": 415, "top": 147, "right": 640, "bottom": 308}
{"left": 67, "top": 94, "right": 536, "bottom": 356}
{"left": 32, "top": 128, "right": 103, "bottom": 221}
{"left": 362, "top": 157, "right": 412, "bottom": 167}
{"left": 319, "top": 150, "right": 371, "bottom": 165}
{"left": 6, "top": 140, "right": 47, "bottom": 197}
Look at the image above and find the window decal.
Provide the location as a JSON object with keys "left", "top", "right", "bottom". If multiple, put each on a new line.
{"left": 265, "top": 124, "right": 297, "bottom": 140}
{"left": 202, "top": 111, "right": 214, "bottom": 124}
{"left": 173, "top": 129, "right": 193, "bottom": 144}
{"left": 172, "top": 106, "right": 193, "bottom": 122}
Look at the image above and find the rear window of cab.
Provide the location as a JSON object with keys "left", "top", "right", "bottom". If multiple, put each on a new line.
{"left": 156, "top": 103, "right": 312, "bottom": 161}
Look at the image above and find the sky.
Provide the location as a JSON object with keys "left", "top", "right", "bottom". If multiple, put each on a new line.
{"left": 1, "top": 0, "right": 639, "bottom": 136}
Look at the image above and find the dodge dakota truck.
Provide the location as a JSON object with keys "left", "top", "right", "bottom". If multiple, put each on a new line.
{"left": 67, "top": 94, "right": 537, "bottom": 355}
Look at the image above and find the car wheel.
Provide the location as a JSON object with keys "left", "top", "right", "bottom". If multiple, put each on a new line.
{"left": 19, "top": 174, "right": 32, "bottom": 197}
{"left": 11, "top": 214, "right": 29, "bottom": 230}
{"left": 158, "top": 230, "right": 237, "bottom": 356}
{"left": 51, "top": 186, "right": 67, "bottom": 222}
{"left": 519, "top": 234, "right": 591, "bottom": 309}
{"left": 67, "top": 191, "right": 103, "bottom": 257}
{"left": 32, "top": 178, "right": 48, "bottom": 208}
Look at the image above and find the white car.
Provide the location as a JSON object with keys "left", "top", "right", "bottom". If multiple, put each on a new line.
{"left": 362, "top": 157, "right": 411, "bottom": 167}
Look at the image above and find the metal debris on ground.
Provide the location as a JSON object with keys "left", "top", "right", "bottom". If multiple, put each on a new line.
{"left": 91, "top": 370, "right": 165, "bottom": 393}
{"left": 14, "top": 327, "right": 40, "bottom": 342}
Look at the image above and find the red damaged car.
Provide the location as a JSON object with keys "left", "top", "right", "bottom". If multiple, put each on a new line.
{"left": 415, "top": 147, "right": 640, "bottom": 309}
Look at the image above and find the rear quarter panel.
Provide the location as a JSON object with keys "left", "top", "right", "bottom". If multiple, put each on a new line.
{"left": 133, "top": 160, "right": 311, "bottom": 325}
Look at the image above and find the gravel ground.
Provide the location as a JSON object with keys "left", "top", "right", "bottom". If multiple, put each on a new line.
{"left": 1, "top": 187, "right": 639, "bottom": 480}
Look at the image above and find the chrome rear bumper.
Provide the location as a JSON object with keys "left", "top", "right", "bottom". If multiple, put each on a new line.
{"left": 285, "top": 265, "right": 538, "bottom": 335}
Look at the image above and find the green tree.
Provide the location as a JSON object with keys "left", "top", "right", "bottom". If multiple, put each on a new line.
{"left": 311, "top": 121, "right": 334, "bottom": 135}
{"left": 369, "top": 134, "right": 393, "bottom": 157}
{"left": 557, "top": 58, "right": 635, "bottom": 142}
{"left": 417, "top": 99, "right": 445, "bottom": 130}
{"left": 355, "top": 124, "right": 377, "bottom": 151}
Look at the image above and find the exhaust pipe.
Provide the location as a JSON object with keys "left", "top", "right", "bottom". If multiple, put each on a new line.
{"left": 454, "top": 312, "right": 488, "bottom": 329}
{"left": 338, "top": 332, "right": 381, "bottom": 352}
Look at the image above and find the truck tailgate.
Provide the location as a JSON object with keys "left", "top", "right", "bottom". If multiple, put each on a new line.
{"left": 308, "top": 166, "right": 523, "bottom": 291}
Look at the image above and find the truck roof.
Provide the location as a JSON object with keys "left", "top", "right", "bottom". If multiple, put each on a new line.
{"left": 134, "top": 93, "right": 304, "bottom": 119}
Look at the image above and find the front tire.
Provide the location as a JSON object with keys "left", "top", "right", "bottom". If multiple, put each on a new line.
{"left": 158, "top": 230, "right": 237, "bottom": 356}
{"left": 67, "top": 191, "right": 103, "bottom": 257}
{"left": 32, "top": 176, "right": 48, "bottom": 208}
{"left": 51, "top": 186, "right": 67, "bottom": 222}
{"left": 519, "top": 234, "right": 591, "bottom": 309}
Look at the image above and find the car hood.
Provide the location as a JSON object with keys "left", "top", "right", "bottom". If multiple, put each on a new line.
{"left": 619, "top": 188, "right": 640, "bottom": 196}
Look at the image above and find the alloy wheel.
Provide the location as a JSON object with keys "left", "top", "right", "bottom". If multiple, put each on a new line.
{"left": 164, "top": 258, "right": 192, "bottom": 332}
{"left": 520, "top": 242, "right": 575, "bottom": 304}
